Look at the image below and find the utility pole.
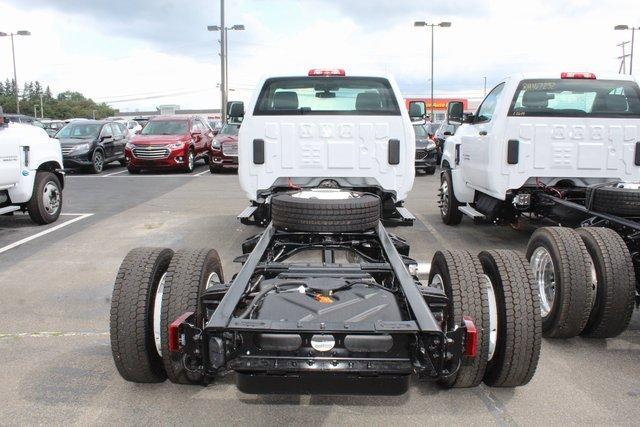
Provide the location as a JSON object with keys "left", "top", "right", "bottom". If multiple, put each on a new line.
{"left": 483, "top": 77, "right": 487, "bottom": 97}
{"left": 40, "top": 93, "right": 44, "bottom": 118}
{"left": 615, "top": 25, "right": 639, "bottom": 75}
{"left": 34, "top": 105, "right": 37, "bottom": 118}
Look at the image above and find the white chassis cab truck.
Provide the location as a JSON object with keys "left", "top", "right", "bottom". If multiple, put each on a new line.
{"left": 0, "top": 114, "right": 64, "bottom": 224}
{"left": 440, "top": 72, "right": 640, "bottom": 339}
{"left": 109, "top": 69, "right": 541, "bottom": 393}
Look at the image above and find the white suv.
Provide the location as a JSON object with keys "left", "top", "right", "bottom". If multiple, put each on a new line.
{"left": 233, "top": 69, "right": 418, "bottom": 225}
{"left": 0, "top": 116, "right": 64, "bottom": 224}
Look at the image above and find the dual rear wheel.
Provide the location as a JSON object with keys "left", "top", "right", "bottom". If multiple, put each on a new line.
{"left": 429, "top": 249, "right": 541, "bottom": 388}
{"left": 110, "top": 247, "right": 224, "bottom": 384}
{"left": 526, "top": 226, "right": 635, "bottom": 339}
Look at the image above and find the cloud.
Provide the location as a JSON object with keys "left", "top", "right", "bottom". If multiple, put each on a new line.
{"left": 1, "top": 0, "right": 637, "bottom": 112}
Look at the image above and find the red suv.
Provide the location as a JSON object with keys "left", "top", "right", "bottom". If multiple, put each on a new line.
{"left": 125, "top": 116, "right": 213, "bottom": 173}
{"left": 209, "top": 122, "right": 240, "bottom": 173}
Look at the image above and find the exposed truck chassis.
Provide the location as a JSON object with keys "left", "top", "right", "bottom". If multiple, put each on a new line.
{"left": 172, "top": 222, "right": 468, "bottom": 393}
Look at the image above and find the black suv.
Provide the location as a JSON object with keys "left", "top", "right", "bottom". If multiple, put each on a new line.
{"left": 57, "top": 120, "right": 128, "bottom": 173}
{"left": 413, "top": 124, "right": 438, "bottom": 175}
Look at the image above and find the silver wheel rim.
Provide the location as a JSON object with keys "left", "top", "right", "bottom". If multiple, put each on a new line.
{"left": 153, "top": 272, "right": 166, "bottom": 357}
{"left": 483, "top": 274, "right": 499, "bottom": 362}
{"left": 440, "top": 180, "right": 449, "bottom": 216}
{"left": 430, "top": 273, "right": 444, "bottom": 291}
{"left": 588, "top": 257, "right": 598, "bottom": 307}
{"left": 530, "top": 247, "right": 556, "bottom": 318}
{"left": 206, "top": 272, "right": 220, "bottom": 289}
{"left": 42, "top": 181, "right": 61, "bottom": 215}
{"left": 94, "top": 152, "right": 103, "bottom": 172}
{"left": 188, "top": 152, "right": 194, "bottom": 170}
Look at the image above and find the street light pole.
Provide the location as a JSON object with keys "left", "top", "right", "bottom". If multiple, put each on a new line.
{"left": 220, "top": 0, "right": 226, "bottom": 119}
{"left": 414, "top": 21, "right": 451, "bottom": 122}
{"left": 207, "top": 3, "right": 244, "bottom": 122}
{"left": 615, "top": 24, "right": 639, "bottom": 75}
{"left": 10, "top": 34, "right": 19, "bottom": 114}
{"left": 0, "top": 30, "right": 31, "bottom": 114}
{"left": 430, "top": 24, "right": 434, "bottom": 122}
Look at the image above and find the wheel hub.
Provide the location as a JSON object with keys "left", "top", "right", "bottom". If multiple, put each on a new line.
{"left": 42, "top": 182, "right": 61, "bottom": 214}
{"left": 530, "top": 246, "right": 556, "bottom": 318}
{"left": 291, "top": 189, "right": 360, "bottom": 200}
{"left": 439, "top": 180, "right": 449, "bottom": 216}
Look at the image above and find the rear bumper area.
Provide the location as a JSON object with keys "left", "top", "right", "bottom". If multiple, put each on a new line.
{"left": 236, "top": 372, "right": 410, "bottom": 395}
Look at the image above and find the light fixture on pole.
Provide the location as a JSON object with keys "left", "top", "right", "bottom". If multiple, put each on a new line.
{"left": 207, "top": 2, "right": 245, "bottom": 121}
{"left": 414, "top": 21, "right": 451, "bottom": 122}
{"left": 615, "top": 24, "right": 640, "bottom": 74}
{"left": 0, "top": 30, "right": 31, "bottom": 114}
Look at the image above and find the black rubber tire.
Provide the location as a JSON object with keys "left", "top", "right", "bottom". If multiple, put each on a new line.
{"left": 425, "top": 166, "right": 436, "bottom": 175}
{"left": 209, "top": 165, "right": 222, "bottom": 174}
{"left": 119, "top": 158, "right": 127, "bottom": 167}
{"left": 110, "top": 247, "right": 173, "bottom": 383}
{"left": 160, "top": 248, "right": 224, "bottom": 384}
{"left": 576, "top": 227, "right": 636, "bottom": 338}
{"left": 203, "top": 155, "right": 210, "bottom": 165}
{"left": 440, "top": 169, "right": 463, "bottom": 225}
{"left": 271, "top": 192, "right": 380, "bottom": 233}
{"left": 430, "top": 250, "right": 489, "bottom": 388}
{"left": 478, "top": 250, "right": 541, "bottom": 387}
{"left": 27, "top": 171, "right": 62, "bottom": 225}
{"left": 525, "top": 227, "right": 594, "bottom": 338}
{"left": 127, "top": 167, "right": 140, "bottom": 174}
{"left": 90, "top": 149, "right": 104, "bottom": 174}
{"left": 586, "top": 184, "right": 640, "bottom": 216}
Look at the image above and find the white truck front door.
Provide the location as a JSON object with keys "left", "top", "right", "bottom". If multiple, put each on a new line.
{"left": 0, "top": 127, "right": 22, "bottom": 188}
{"left": 461, "top": 83, "right": 506, "bottom": 192}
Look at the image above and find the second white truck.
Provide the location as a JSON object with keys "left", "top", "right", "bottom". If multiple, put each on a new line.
{"left": 440, "top": 72, "right": 640, "bottom": 339}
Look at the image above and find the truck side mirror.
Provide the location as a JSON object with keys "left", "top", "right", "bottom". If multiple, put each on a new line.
{"left": 447, "top": 101, "right": 464, "bottom": 125}
{"left": 228, "top": 102, "right": 245, "bottom": 119}
{"left": 408, "top": 101, "right": 426, "bottom": 123}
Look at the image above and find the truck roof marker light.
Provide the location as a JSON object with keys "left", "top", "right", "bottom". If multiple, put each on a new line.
{"left": 308, "top": 69, "right": 346, "bottom": 77}
{"left": 561, "top": 72, "right": 596, "bottom": 79}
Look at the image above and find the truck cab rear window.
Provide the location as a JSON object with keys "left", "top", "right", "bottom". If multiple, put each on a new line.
{"left": 508, "top": 79, "right": 640, "bottom": 118}
{"left": 254, "top": 77, "right": 400, "bottom": 116}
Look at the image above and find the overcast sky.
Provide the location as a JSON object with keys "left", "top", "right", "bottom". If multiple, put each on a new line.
{"left": 1, "top": 0, "right": 637, "bottom": 112}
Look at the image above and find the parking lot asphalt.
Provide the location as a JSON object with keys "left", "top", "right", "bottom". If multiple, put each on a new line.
{"left": 1, "top": 167, "right": 639, "bottom": 425}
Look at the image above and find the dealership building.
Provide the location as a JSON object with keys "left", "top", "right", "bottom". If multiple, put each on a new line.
{"left": 404, "top": 97, "right": 481, "bottom": 122}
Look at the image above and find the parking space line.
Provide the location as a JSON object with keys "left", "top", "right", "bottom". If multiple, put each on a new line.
{"left": 102, "top": 169, "right": 129, "bottom": 177}
{"left": 0, "top": 213, "right": 93, "bottom": 255}
{"left": 194, "top": 169, "right": 211, "bottom": 176}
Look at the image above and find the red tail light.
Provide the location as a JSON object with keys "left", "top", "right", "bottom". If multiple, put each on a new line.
{"left": 561, "top": 72, "right": 596, "bottom": 79}
{"left": 168, "top": 311, "right": 194, "bottom": 353}
{"left": 462, "top": 316, "right": 478, "bottom": 358}
{"left": 308, "top": 68, "right": 346, "bottom": 77}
